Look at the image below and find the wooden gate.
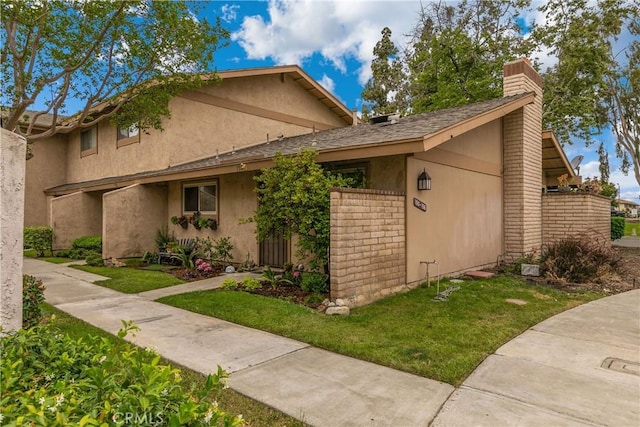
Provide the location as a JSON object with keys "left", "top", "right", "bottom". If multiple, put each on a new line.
{"left": 259, "top": 234, "right": 290, "bottom": 267}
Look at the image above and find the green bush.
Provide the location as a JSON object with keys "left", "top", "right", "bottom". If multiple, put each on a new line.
{"left": 611, "top": 217, "right": 625, "bottom": 240}
{"left": 85, "top": 252, "right": 105, "bottom": 267}
{"left": 56, "top": 248, "right": 90, "bottom": 260}
{"left": 72, "top": 235, "right": 102, "bottom": 252}
{"left": 300, "top": 272, "right": 329, "bottom": 294}
{"left": 240, "top": 277, "right": 262, "bottom": 291}
{"left": 23, "top": 275, "right": 45, "bottom": 328}
{"left": 540, "top": 234, "right": 620, "bottom": 283}
{"left": 0, "top": 321, "right": 243, "bottom": 426}
{"left": 23, "top": 226, "right": 53, "bottom": 257}
{"left": 220, "top": 278, "right": 238, "bottom": 290}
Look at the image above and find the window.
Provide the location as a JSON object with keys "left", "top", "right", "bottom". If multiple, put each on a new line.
{"left": 116, "top": 124, "right": 139, "bottom": 147}
{"left": 80, "top": 127, "right": 97, "bottom": 156}
{"left": 183, "top": 181, "right": 217, "bottom": 215}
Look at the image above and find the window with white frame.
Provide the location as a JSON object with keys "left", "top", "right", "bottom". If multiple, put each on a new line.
{"left": 80, "top": 127, "right": 97, "bottom": 155}
{"left": 183, "top": 181, "right": 217, "bottom": 215}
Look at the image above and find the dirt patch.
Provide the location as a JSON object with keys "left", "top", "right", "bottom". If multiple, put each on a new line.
{"left": 165, "top": 266, "right": 224, "bottom": 281}
{"left": 246, "top": 282, "right": 328, "bottom": 309}
{"left": 530, "top": 246, "right": 639, "bottom": 294}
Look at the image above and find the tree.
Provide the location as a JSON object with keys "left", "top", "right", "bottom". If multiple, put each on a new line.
{"left": 534, "top": 0, "right": 639, "bottom": 185}
{"left": 1, "top": 0, "right": 227, "bottom": 143}
{"left": 361, "top": 27, "right": 407, "bottom": 117}
{"left": 406, "top": 0, "right": 534, "bottom": 113}
{"left": 253, "top": 149, "right": 351, "bottom": 272}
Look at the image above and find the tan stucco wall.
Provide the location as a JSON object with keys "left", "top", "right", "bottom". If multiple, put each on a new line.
{"left": 103, "top": 184, "right": 168, "bottom": 259}
{"left": 167, "top": 172, "right": 258, "bottom": 264}
{"left": 24, "top": 135, "right": 67, "bottom": 226}
{"left": 368, "top": 155, "right": 406, "bottom": 191}
{"left": 50, "top": 191, "right": 103, "bottom": 249}
{"left": 64, "top": 73, "right": 347, "bottom": 184}
{"left": 406, "top": 122, "right": 503, "bottom": 283}
{"left": 542, "top": 193, "right": 611, "bottom": 245}
{"left": 1, "top": 129, "right": 27, "bottom": 332}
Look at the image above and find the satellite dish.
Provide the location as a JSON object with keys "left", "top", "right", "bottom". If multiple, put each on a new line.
{"left": 570, "top": 155, "right": 584, "bottom": 174}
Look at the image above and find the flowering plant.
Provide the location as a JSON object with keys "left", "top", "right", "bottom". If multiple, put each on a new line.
{"left": 196, "top": 258, "right": 213, "bottom": 273}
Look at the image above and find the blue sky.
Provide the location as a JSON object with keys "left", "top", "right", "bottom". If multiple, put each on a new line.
{"left": 202, "top": 0, "right": 638, "bottom": 200}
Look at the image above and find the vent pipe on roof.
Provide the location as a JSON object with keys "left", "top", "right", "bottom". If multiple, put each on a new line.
{"left": 352, "top": 108, "right": 358, "bottom": 127}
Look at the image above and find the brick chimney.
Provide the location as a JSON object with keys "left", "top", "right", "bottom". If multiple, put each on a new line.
{"left": 502, "top": 58, "right": 543, "bottom": 258}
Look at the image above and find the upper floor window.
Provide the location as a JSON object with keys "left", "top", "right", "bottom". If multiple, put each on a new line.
{"left": 117, "top": 124, "right": 139, "bottom": 147}
{"left": 80, "top": 127, "right": 97, "bottom": 156}
{"left": 183, "top": 181, "right": 217, "bottom": 215}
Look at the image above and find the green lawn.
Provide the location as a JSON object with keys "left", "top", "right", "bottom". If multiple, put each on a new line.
{"left": 625, "top": 221, "right": 640, "bottom": 236}
{"left": 73, "top": 265, "right": 185, "bottom": 293}
{"left": 159, "top": 276, "right": 601, "bottom": 386}
{"left": 42, "top": 304, "right": 304, "bottom": 427}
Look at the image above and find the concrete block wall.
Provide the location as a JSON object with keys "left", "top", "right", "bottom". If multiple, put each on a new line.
{"left": 329, "top": 188, "right": 406, "bottom": 307}
{"left": 502, "top": 58, "right": 543, "bottom": 258}
{"left": 542, "top": 193, "right": 611, "bottom": 245}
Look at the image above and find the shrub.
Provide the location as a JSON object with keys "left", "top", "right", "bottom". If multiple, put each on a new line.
{"left": 85, "top": 252, "right": 105, "bottom": 267}
{"left": 0, "top": 321, "right": 243, "bottom": 426}
{"left": 240, "top": 277, "right": 262, "bottom": 291}
{"left": 72, "top": 235, "right": 102, "bottom": 252}
{"left": 540, "top": 234, "right": 620, "bottom": 283}
{"left": 23, "top": 226, "right": 53, "bottom": 257}
{"left": 142, "top": 251, "right": 158, "bottom": 264}
{"left": 55, "top": 248, "right": 90, "bottom": 260}
{"left": 220, "top": 278, "right": 238, "bottom": 290}
{"left": 213, "top": 237, "right": 234, "bottom": 264}
{"left": 611, "top": 217, "right": 625, "bottom": 240}
{"left": 300, "top": 272, "right": 329, "bottom": 294}
{"left": 22, "top": 275, "right": 45, "bottom": 328}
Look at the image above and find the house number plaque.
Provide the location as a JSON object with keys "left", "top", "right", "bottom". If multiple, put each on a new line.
{"left": 413, "top": 198, "right": 427, "bottom": 212}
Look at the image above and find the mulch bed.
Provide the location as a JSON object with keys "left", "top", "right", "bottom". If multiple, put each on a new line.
{"left": 524, "top": 246, "right": 639, "bottom": 294}
{"left": 160, "top": 264, "right": 327, "bottom": 308}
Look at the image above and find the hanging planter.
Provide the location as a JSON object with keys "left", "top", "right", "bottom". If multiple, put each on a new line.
{"left": 170, "top": 215, "right": 189, "bottom": 229}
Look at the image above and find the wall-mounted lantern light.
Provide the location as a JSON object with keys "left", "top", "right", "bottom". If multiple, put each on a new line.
{"left": 418, "top": 169, "right": 431, "bottom": 191}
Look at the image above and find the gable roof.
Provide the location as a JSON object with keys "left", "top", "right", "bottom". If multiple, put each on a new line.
{"left": 45, "top": 92, "right": 534, "bottom": 195}
{"left": 60, "top": 65, "right": 355, "bottom": 129}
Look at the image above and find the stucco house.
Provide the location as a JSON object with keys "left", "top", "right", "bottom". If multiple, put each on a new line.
{"left": 617, "top": 199, "right": 639, "bottom": 217}
{"left": 23, "top": 58, "right": 608, "bottom": 306}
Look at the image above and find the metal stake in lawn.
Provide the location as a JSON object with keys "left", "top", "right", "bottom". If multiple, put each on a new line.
{"left": 420, "top": 260, "right": 440, "bottom": 293}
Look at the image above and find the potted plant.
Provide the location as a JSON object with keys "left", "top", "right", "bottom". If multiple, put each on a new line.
{"left": 170, "top": 215, "right": 189, "bottom": 229}
{"left": 557, "top": 174, "right": 571, "bottom": 192}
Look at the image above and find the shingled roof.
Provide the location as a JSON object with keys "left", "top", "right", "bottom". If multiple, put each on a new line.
{"left": 45, "top": 92, "right": 533, "bottom": 195}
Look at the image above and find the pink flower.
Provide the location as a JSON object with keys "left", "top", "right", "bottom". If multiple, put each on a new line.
{"left": 293, "top": 271, "right": 300, "bottom": 278}
{"left": 195, "top": 258, "right": 203, "bottom": 266}
{"left": 204, "top": 266, "right": 212, "bottom": 273}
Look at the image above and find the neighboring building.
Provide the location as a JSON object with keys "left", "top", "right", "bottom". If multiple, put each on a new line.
{"left": 617, "top": 199, "right": 639, "bottom": 217}
{"left": 23, "top": 59, "right": 607, "bottom": 306}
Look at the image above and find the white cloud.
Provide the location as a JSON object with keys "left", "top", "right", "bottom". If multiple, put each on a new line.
{"left": 231, "top": 0, "right": 416, "bottom": 84}
{"left": 318, "top": 73, "right": 335, "bottom": 94}
{"left": 221, "top": 4, "right": 240, "bottom": 23}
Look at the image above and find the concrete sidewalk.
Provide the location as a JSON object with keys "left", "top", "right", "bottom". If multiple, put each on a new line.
{"left": 25, "top": 258, "right": 640, "bottom": 426}
{"left": 613, "top": 236, "right": 640, "bottom": 248}
{"left": 25, "top": 258, "right": 453, "bottom": 426}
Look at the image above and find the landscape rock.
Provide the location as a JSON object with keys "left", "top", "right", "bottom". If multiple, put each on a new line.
{"left": 104, "top": 258, "right": 125, "bottom": 267}
{"left": 328, "top": 302, "right": 337, "bottom": 307}
{"left": 225, "top": 265, "right": 236, "bottom": 273}
{"left": 325, "top": 306, "right": 350, "bottom": 316}
{"left": 335, "top": 298, "right": 346, "bottom": 306}
{"left": 321, "top": 298, "right": 330, "bottom": 306}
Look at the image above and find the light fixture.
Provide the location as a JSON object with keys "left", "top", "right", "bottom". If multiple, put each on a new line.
{"left": 418, "top": 168, "right": 431, "bottom": 191}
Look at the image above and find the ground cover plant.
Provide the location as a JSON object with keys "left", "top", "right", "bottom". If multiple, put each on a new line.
{"left": 159, "top": 275, "right": 601, "bottom": 386}
{"left": 16, "top": 304, "right": 304, "bottom": 427}
{"left": 73, "top": 265, "right": 184, "bottom": 293}
{"left": 1, "top": 315, "right": 243, "bottom": 426}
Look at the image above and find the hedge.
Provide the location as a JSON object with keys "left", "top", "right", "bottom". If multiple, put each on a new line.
{"left": 611, "top": 217, "right": 625, "bottom": 240}
{"left": 24, "top": 226, "right": 53, "bottom": 257}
